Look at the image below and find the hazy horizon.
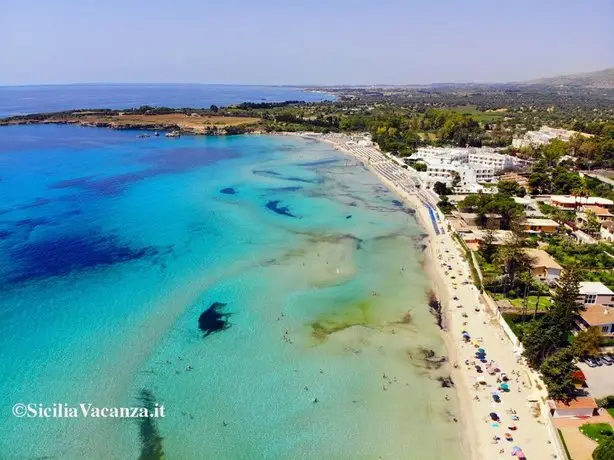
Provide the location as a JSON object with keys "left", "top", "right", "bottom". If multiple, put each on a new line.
{"left": 1, "top": 0, "right": 613, "bottom": 86}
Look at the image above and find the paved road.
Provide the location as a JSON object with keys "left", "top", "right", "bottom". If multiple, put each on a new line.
{"left": 577, "top": 362, "right": 614, "bottom": 398}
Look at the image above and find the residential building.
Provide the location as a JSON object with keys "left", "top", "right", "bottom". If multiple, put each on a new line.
{"left": 577, "top": 205, "right": 614, "bottom": 224}
{"left": 513, "top": 196, "right": 544, "bottom": 217}
{"left": 577, "top": 305, "right": 614, "bottom": 336}
{"left": 549, "top": 195, "right": 614, "bottom": 210}
{"left": 501, "top": 172, "right": 529, "bottom": 188}
{"left": 548, "top": 397, "right": 599, "bottom": 418}
{"left": 577, "top": 282, "right": 614, "bottom": 307}
{"left": 513, "top": 126, "right": 592, "bottom": 149}
{"left": 600, "top": 221, "right": 614, "bottom": 242}
{"left": 524, "top": 248, "right": 563, "bottom": 283}
{"left": 520, "top": 218, "right": 559, "bottom": 233}
{"left": 457, "top": 212, "right": 502, "bottom": 228}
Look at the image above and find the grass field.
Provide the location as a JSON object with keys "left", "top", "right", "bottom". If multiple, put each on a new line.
{"left": 448, "top": 105, "right": 506, "bottom": 123}
{"left": 580, "top": 423, "right": 614, "bottom": 444}
{"left": 492, "top": 294, "right": 552, "bottom": 311}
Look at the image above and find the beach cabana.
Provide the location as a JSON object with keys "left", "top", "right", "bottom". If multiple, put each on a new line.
{"left": 548, "top": 397, "right": 599, "bottom": 418}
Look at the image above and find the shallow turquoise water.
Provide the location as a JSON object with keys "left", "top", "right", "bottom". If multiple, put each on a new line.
{"left": 0, "top": 126, "right": 463, "bottom": 459}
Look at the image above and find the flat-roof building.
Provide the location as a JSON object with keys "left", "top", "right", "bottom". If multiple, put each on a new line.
{"left": 521, "top": 218, "right": 560, "bottom": 233}
{"left": 550, "top": 195, "right": 614, "bottom": 210}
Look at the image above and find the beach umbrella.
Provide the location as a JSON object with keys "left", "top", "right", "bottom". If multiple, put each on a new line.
{"left": 501, "top": 383, "right": 509, "bottom": 391}
{"left": 478, "top": 348, "right": 485, "bottom": 353}
{"left": 489, "top": 412, "right": 499, "bottom": 420}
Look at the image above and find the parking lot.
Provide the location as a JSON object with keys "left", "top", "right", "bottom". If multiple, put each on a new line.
{"left": 578, "top": 361, "right": 614, "bottom": 398}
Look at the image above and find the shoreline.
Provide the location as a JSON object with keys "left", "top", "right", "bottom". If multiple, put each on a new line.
{"left": 290, "top": 131, "right": 558, "bottom": 460}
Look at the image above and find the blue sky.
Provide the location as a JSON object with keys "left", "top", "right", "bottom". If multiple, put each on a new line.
{"left": 1, "top": 0, "right": 612, "bottom": 86}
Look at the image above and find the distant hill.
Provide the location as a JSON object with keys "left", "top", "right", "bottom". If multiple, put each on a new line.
{"left": 523, "top": 68, "right": 614, "bottom": 89}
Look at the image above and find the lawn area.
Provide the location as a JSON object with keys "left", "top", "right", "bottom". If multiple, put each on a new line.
{"left": 448, "top": 105, "right": 505, "bottom": 123}
{"left": 492, "top": 293, "right": 552, "bottom": 311}
{"left": 608, "top": 408, "right": 614, "bottom": 418}
{"left": 475, "top": 254, "right": 502, "bottom": 279}
{"left": 580, "top": 423, "right": 614, "bottom": 444}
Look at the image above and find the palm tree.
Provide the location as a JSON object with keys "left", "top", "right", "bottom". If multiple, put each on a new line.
{"left": 571, "top": 185, "right": 590, "bottom": 211}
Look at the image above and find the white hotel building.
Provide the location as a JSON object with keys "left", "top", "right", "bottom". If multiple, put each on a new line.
{"left": 409, "top": 147, "right": 526, "bottom": 193}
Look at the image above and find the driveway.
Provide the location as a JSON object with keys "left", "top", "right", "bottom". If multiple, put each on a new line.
{"left": 554, "top": 412, "right": 614, "bottom": 460}
{"left": 578, "top": 362, "right": 614, "bottom": 399}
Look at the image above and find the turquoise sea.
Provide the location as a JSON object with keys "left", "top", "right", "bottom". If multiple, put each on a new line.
{"left": 0, "top": 124, "right": 464, "bottom": 459}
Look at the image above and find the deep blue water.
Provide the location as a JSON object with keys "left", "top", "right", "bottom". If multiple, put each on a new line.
{"left": 0, "top": 83, "right": 333, "bottom": 117}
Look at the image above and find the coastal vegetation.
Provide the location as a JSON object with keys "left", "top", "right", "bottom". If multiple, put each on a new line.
{"left": 542, "top": 235, "right": 614, "bottom": 289}
{"left": 520, "top": 268, "right": 585, "bottom": 400}
{"left": 593, "top": 438, "right": 614, "bottom": 460}
{"left": 2, "top": 86, "right": 612, "bottom": 171}
{"left": 457, "top": 192, "right": 523, "bottom": 229}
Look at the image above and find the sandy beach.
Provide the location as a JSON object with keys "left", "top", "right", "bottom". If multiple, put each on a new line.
{"left": 295, "top": 132, "right": 560, "bottom": 460}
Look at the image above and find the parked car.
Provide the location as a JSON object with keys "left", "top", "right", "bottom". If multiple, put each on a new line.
{"left": 597, "top": 357, "right": 612, "bottom": 366}
{"left": 601, "top": 355, "right": 614, "bottom": 365}
{"left": 586, "top": 358, "right": 598, "bottom": 367}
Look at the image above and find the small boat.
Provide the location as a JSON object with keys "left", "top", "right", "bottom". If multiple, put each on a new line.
{"left": 165, "top": 131, "right": 181, "bottom": 138}
{"left": 154, "top": 132, "right": 160, "bottom": 137}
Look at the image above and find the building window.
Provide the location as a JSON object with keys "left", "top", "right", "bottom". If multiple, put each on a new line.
{"left": 585, "top": 294, "right": 597, "bottom": 304}
{"left": 603, "top": 326, "right": 610, "bottom": 334}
